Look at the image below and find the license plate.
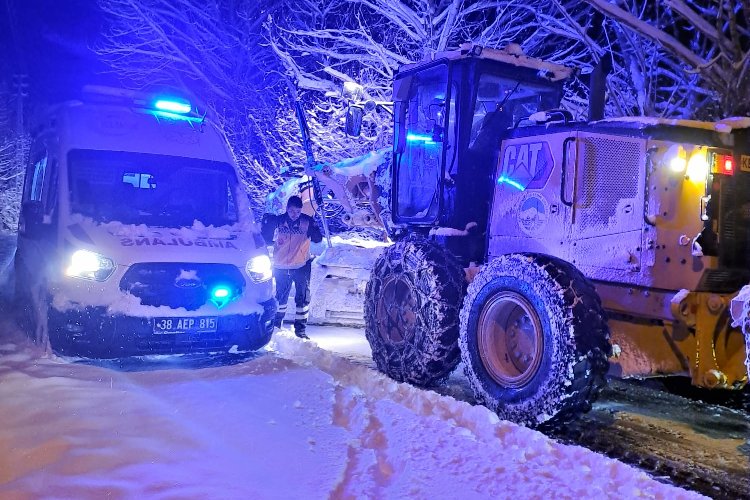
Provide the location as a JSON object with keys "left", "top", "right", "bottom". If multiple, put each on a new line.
{"left": 153, "top": 317, "right": 218, "bottom": 334}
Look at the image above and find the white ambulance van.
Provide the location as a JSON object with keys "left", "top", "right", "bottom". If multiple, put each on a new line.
{"left": 14, "top": 87, "right": 276, "bottom": 357}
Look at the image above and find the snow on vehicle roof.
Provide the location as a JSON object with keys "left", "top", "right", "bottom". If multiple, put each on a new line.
{"left": 596, "top": 116, "right": 750, "bottom": 134}
{"left": 401, "top": 44, "right": 574, "bottom": 82}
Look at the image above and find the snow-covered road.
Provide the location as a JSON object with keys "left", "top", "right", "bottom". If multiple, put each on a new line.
{"left": 0, "top": 311, "right": 702, "bottom": 499}
{"left": 0, "top": 231, "right": 710, "bottom": 498}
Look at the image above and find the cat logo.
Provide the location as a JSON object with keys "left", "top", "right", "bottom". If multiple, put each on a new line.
{"left": 499, "top": 141, "right": 553, "bottom": 189}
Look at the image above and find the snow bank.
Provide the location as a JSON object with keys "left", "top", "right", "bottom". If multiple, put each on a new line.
{"left": 0, "top": 310, "right": 702, "bottom": 499}
{"left": 273, "top": 332, "right": 704, "bottom": 499}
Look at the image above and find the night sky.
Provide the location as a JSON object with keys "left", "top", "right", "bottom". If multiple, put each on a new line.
{"left": 2, "top": 0, "right": 118, "bottom": 106}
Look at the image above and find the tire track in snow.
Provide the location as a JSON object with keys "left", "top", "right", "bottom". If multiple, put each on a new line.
{"left": 271, "top": 331, "right": 506, "bottom": 445}
{"left": 329, "top": 383, "right": 395, "bottom": 498}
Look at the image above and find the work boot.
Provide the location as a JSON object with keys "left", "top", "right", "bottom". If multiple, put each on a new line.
{"left": 295, "top": 330, "right": 309, "bottom": 340}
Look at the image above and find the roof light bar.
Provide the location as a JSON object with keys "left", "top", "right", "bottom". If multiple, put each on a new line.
{"left": 154, "top": 98, "right": 192, "bottom": 114}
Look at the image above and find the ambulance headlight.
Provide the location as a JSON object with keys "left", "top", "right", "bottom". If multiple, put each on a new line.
{"left": 246, "top": 255, "right": 272, "bottom": 283}
{"left": 65, "top": 250, "right": 116, "bottom": 281}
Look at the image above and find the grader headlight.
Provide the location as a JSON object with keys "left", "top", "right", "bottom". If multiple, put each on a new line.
{"left": 667, "top": 144, "right": 687, "bottom": 173}
{"left": 686, "top": 147, "right": 709, "bottom": 182}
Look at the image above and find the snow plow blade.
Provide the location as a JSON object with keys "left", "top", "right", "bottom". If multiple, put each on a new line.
{"left": 729, "top": 285, "right": 750, "bottom": 381}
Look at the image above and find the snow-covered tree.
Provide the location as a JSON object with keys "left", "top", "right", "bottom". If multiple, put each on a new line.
{"left": 585, "top": 0, "right": 750, "bottom": 118}
{"left": 0, "top": 87, "right": 28, "bottom": 232}
{"left": 271, "top": 0, "right": 750, "bottom": 122}
{"left": 98, "top": 0, "right": 750, "bottom": 209}
{"left": 267, "top": 0, "right": 603, "bottom": 162}
{"left": 97, "top": 0, "right": 288, "bottom": 212}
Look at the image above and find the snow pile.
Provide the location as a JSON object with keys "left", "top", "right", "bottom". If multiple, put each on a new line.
{"left": 0, "top": 320, "right": 703, "bottom": 499}
{"left": 313, "top": 234, "right": 389, "bottom": 268}
{"left": 306, "top": 235, "right": 388, "bottom": 326}
{"left": 310, "top": 147, "right": 391, "bottom": 177}
{"left": 274, "top": 332, "right": 704, "bottom": 498}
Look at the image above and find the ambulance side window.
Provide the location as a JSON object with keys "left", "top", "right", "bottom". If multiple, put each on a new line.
{"left": 226, "top": 181, "right": 238, "bottom": 221}
{"left": 23, "top": 150, "right": 48, "bottom": 203}
{"left": 22, "top": 144, "right": 58, "bottom": 217}
{"left": 43, "top": 159, "right": 58, "bottom": 215}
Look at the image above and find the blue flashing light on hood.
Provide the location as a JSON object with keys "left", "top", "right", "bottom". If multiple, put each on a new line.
{"left": 406, "top": 133, "right": 437, "bottom": 144}
{"left": 210, "top": 285, "right": 234, "bottom": 309}
{"left": 497, "top": 175, "right": 525, "bottom": 191}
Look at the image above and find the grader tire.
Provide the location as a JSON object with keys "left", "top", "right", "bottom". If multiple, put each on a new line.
{"left": 364, "top": 237, "right": 466, "bottom": 387}
{"left": 459, "top": 253, "right": 611, "bottom": 428}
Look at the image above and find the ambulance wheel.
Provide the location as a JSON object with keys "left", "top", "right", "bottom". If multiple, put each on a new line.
{"left": 364, "top": 236, "right": 466, "bottom": 386}
{"left": 14, "top": 277, "right": 50, "bottom": 348}
{"left": 459, "top": 254, "right": 611, "bottom": 428}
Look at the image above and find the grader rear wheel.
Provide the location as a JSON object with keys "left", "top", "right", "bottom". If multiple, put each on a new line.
{"left": 460, "top": 253, "right": 611, "bottom": 427}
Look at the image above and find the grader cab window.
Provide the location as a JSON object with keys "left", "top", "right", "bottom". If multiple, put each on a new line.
{"left": 394, "top": 65, "right": 449, "bottom": 222}
{"left": 470, "top": 73, "right": 560, "bottom": 150}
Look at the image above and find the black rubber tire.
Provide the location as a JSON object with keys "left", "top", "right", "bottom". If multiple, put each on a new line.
{"left": 14, "top": 253, "right": 51, "bottom": 348}
{"left": 364, "top": 236, "right": 466, "bottom": 386}
{"left": 459, "top": 253, "right": 611, "bottom": 428}
{"left": 13, "top": 254, "right": 33, "bottom": 333}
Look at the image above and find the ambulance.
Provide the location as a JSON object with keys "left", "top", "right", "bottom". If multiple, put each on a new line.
{"left": 14, "top": 86, "right": 276, "bottom": 357}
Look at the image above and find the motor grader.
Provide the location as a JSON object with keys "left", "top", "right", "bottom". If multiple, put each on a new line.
{"left": 344, "top": 44, "right": 750, "bottom": 427}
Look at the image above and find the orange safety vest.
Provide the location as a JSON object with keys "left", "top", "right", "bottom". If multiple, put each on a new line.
{"left": 272, "top": 214, "right": 314, "bottom": 269}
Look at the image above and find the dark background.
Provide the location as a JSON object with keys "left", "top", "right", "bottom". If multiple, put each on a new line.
{"left": 2, "top": 0, "right": 118, "bottom": 107}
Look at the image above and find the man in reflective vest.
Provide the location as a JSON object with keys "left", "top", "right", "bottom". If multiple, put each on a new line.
{"left": 261, "top": 196, "right": 323, "bottom": 339}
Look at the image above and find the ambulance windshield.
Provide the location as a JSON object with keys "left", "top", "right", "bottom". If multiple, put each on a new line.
{"left": 68, "top": 150, "right": 240, "bottom": 227}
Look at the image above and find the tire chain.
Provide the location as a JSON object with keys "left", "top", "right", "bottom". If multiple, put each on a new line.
{"left": 364, "top": 235, "right": 465, "bottom": 386}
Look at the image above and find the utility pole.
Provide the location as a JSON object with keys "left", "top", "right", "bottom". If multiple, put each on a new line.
{"left": 12, "top": 73, "right": 27, "bottom": 134}
{"left": 12, "top": 73, "right": 28, "bottom": 170}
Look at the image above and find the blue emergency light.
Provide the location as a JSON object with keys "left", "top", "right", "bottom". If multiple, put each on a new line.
{"left": 209, "top": 285, "right": 234, "bottom": 309}
{"left": 154, "top": 98, "right": 192, "bottom": 114}
{"left": 406, "top": 133, "right": 436, "bottom": 143}
{"left": 497, "top": 175, "right": 525, "bottom": 191}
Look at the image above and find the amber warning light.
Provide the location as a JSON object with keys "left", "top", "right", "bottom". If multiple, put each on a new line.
{"left": 711, "top": 153, "right": 734, "bottom": 176}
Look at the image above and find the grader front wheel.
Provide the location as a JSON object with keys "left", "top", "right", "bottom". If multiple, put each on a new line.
{"left": 364, "top": 237, "right": 466, "bottom": 387}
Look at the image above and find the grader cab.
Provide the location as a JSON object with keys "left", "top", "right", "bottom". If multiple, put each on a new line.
{"left": 357, "top": 44, "right": 750, "bottom": 427}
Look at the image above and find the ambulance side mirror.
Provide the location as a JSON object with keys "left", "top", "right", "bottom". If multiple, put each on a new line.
{"left": 20, "top": 201, "right": 44, "bottom": 239}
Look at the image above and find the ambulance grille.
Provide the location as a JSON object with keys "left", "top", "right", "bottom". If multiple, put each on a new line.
{"left": 120, "top": 263, "right": 245, "bottom": 311}
{"left": 578, "top": 137, "right": 642, "bottom": 232}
